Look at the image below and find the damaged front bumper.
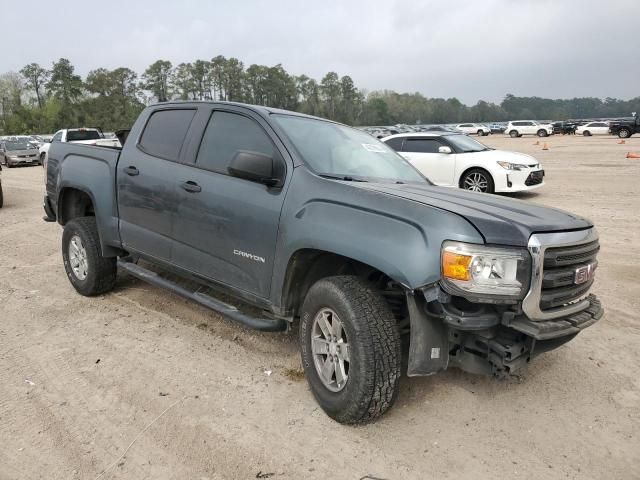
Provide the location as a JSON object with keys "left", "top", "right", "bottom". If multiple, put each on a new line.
{"left": 406, "top": 288, "right": 603, "bottom": 377}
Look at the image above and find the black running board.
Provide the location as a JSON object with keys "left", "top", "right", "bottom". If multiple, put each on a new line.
{"left": 117, "top": 260, "right": 288, "bottom": 332}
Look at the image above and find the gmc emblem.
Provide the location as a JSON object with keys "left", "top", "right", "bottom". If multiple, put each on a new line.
{"left": 574, "top": 263, "right": 596, "bottom": 285}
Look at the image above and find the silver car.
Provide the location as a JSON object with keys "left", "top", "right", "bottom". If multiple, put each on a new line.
{"left": 0, "top": 140, "right": 41, "bottom": 167}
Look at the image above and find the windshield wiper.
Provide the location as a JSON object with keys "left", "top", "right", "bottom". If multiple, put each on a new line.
{"left": 318, "top": 174, "right": 368, "bottom": 182}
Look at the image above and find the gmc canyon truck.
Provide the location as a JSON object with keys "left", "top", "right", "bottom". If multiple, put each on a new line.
{"left": 44, "top": 101, "right": 603, "bottom": 424}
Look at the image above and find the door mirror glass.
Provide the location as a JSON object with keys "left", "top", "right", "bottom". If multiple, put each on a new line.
{"left": 438, "top": 146, "right": 452, "bottom": 154}
{"left": 228, "top": 150, "right": 282, "bottom": 187}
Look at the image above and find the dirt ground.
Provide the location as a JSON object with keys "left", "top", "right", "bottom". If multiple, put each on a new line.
{"left": 1, "top": 134, "right": 639, "bottom": 480}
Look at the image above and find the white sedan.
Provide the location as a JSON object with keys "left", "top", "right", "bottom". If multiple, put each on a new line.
{"left": 382, "top": 132, "right": 545, "bottom": 194}
{"left": 575, "top": 122, "right": 610, "bottom": 136}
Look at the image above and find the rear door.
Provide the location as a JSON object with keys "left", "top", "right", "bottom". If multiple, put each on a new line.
{"left": 170, "top": 106, "right": 290, "bottom": 298}
{"left": 117, "top": 108, "right": 197, "bottom": 262}
{"left": 400, "top": 137, "right": 456, "bottom": 185}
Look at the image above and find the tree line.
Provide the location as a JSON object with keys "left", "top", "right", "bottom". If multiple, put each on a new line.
{"left": 1, "top": 57, "right": 638, "bottom": 135}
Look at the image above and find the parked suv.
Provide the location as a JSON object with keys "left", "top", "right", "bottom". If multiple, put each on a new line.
{"left": 455, "top": 123, "right": 491, "bottom": 136}
{"left": 505, "top": 121, "right": 553, "bottom": 138}
{"left": 44, "top": 101, "right": 603, "bottom": 424}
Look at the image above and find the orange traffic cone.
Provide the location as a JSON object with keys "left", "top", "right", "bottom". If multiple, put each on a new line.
{"left": 618, "top": 139, "right": 626, "bottom": 144}
{"left": 626, "top": 152, "right": 640, "bottom": 159}
{"left": 542, "top": 143, "right": 549, "bottom": 150}
{"left": 533, "top": 140, "right": 540, "bottom": 145}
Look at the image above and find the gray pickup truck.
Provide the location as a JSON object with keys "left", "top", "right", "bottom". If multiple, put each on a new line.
{"left": 44, "top": 101, "right": 603, "bottom": 424}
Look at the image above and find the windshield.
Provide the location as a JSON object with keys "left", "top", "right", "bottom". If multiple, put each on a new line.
{"left": 446, "top": 135, "right": 491, "bottom": 153}
{"left": 5, "top": 141, "right": 31, "bottom": 151}
{"left": 67, "top": 130, "right": 102, "bottom": 142}
{"left": 272, "top": 114, "right": 426, "bottom": 183}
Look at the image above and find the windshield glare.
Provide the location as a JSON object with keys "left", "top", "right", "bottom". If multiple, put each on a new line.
{"left": 272, "top": 114, "right": 426, "bottom": 183}
{"left": 447, "top": 134, "right": 490, "bottom": 153}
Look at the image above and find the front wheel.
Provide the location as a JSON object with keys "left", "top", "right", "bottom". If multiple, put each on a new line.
{"left": 299, "top": 276, "right": 401, "bottom": 424}
{"left": 62, "top": 217, "right": 116, "bottom": 296}
{"left": 461, "top": 168, "right": 495, "bottom": 193}
{"left": 618, "top": 128, "right": 631, "bottom": 138}
{"left": 583, "top": 131, "right": 591, "bottom": 136}
{"left": 0, "top": 182, "right": 3, "bottom": 208}
{"left": 477, "top": 130, "right": 485, "bottom": 136}
{"left": 537, "top": 129, "right": 548, "bottom": 137}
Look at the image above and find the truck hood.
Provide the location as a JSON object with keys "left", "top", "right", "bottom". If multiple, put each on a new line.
{"left": 353, "top": 182, "right": 592, "bottom": 246}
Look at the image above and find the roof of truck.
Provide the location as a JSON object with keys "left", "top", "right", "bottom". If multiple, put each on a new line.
{"left": 152, "top": 100, "right": 326, "bottom": 122}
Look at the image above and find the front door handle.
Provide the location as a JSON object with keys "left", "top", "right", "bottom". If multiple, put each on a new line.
{"left": 124, "top": 166, "right": 139, "bottom": 176}
{"left": 180, "top": 181, "right": 202, "bottom": 193}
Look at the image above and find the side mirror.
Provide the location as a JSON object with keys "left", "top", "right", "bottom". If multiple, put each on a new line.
{"left": 438, "top": 146, "right": 452, "bottom": 154}
{"left": 228, "top": 150, "right": 283, "bottom": 187}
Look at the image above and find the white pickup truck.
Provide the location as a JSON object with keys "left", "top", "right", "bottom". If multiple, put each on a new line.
{"left": 39, "top": 128, "right": 120, "bottom": 165}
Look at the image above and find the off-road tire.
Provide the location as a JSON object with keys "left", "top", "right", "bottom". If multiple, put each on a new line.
{"left": 62, "top": 217, "right": 116, "bottom": 296}
{"left": 299, "top": 276, "right": 401, "bottom": 424}
{"left": 618, "top": 128, "right": 631, "bottom": 138}
{"left": 509, "top": 130, "right": 519, "bottom": 138}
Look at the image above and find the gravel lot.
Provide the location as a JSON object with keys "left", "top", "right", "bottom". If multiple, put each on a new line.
{"left": 1, "top": 135, "right": 639, "bottom": 480}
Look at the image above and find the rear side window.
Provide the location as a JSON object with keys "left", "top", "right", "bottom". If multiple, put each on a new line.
{"left": 384, "top": 137, "right": 404, "bottom": 151}
{"left": 402, "top": 138, "right": 444, "bottom": 153}
{"left": 67, "top": 130, "right": 102, "bottom": 142}
{"left": 139, "top": 109, "right": 196, "bottom": 161}
{"left": 196, "top": 111, "right": 278, "bottom": 174}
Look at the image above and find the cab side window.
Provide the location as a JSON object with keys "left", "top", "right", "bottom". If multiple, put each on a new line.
{"left": 196, "top": 111, "right": 279, "bottom": 174}
{"left": 403, "top": 138, "right": 445, "bottom": 153}
{"left": 52, "top": 132, "right": 63, "bottom": 143}
{"left": 139, "top": 109, "right": 196, "bottom": 161}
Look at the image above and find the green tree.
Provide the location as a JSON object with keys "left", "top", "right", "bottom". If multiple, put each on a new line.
{"left": 141, "top": 60, "right": 173, "bottom": 102}
{"left": 20, "top": 63, "right": 49, "bottom": 109}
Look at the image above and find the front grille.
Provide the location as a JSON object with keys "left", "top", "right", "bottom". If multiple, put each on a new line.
{"left": 525, "top": 171, "right": 544, "bottom": 186}
{"left": 540, "top": 240, "right": 599, "bottom": 311}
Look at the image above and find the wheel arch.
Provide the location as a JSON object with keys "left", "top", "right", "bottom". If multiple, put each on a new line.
{"left": 279, "top": 249, "right": 401, "bottom": 319}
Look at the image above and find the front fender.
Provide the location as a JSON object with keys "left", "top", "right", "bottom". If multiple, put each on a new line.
{"left": 270, "top": 167, "right": 484, "bottom": 307}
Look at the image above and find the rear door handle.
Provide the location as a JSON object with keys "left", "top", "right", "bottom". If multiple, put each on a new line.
{"left": 124, "top": 166, "right": 139, "bottom": 176}
{"left": 180, "top": 181, "right": 202, "bottom": 193}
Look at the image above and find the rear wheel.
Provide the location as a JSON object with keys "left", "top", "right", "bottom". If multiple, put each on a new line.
{"left": 537, "top": 129, "right": 548, "bottom": 137}
{"left": 62, "top": 217, "right": 116, "bottom": 296}
{"left": 299, "top": 276, "right": 401, "bottom": 424}
{"left": 618, "top": 128, "right": 631, "bottom": 138}
{"left": 461, "top": 168, "right": 495, "bottom": 193}
{"left": 509, "top": 130, "right": 519, "bottom": 138}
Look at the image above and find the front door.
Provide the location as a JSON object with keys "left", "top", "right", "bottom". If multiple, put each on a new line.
{"left": 117, "top": 108, "right": 197, "bottom": 262}
{"left": 400, "top": 137, "right": 456, "bottom": 186}
{"left": 171, "top": 107, "right": 288, "bottom": 299}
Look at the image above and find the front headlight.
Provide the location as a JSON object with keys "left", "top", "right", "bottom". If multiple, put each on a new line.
{"left": 441, "top": 241, "right": 530, "bottom": 298}
{"left": 497, "top": 161, "right": 525, "bottom": 171}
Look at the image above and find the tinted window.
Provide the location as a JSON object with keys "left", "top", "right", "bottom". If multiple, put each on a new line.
{"left": 403, "top": 138, "right": 444, "bottom": 153}
{"left": 52, "top": 132, "right": 63, "bottom": 142}
{"left": 460, "top": 124, "right": 472, "bottom": 128}
{"left": 67, "top": 130, "right": 102, "bottom": 142}
{"left": 384, "top": 137, "right": 404, "bottom": 151}
{"left": 196, "top": 111, "right": 277, "bottom": 174}
{"left": 139, "top": 109, "right": 196, "bottom": 161}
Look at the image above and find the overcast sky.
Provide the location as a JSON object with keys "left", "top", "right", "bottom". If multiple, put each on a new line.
{"left": 2, "top": 0, "right": 638, "bottom": 104}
